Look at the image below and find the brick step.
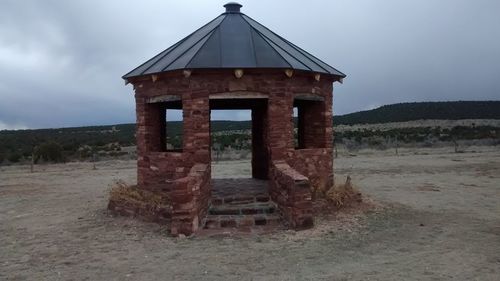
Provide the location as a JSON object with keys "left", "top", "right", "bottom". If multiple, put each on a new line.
{"left": 211, "top": 194, "right": 270, "bottom": 206}
{"left": 203, "top": 213, "right": 282, "bottom": 229}
{"left": 208, "top": 202, "right": 276, "bottom": 216}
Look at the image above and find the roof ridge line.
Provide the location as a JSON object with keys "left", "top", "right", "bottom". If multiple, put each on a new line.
{"left": 280, "top": 37, "right": 330, "bottom": 74}
{"left": 218, "top": 18, "right": 222, "bottom": 67}
{"left": 155, "top": 15, "right": 225, "bottom": 74}
{"left": 283, "top": 37, "right": 346, "bottom": 77}
{"left": 246, "top": 15, "right": 259, "bottom": 67}
{"left": 185, "top": 24, "right": 221, "bottom": 68}
{"left": 241, "top": 14, "right": 330, "bottom": 74}
{"left": 246, "top": 22, "right": 311, "bottom": 71}
{"left": 124, "top": 14, "right": 225, "bottom": 78}
{"left": 122, "top": 40, "right": 182, "bottom": 79}
{"left": 160, "top": 25, "right": 220, "bottom": 72}
{"left": 240, "top": 15, "right": 292, "bottom": 69}
{"left": 261, "top": 31, "right": 311, "bottom": 71}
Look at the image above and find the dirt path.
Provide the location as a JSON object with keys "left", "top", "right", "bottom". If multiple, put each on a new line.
{"left": 1, "top": 148, "right": 499, "bottom": 280}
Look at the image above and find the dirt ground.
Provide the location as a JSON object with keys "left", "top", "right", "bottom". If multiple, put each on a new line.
{"left": 1, "top": 146, "right": 500, "bottom": 280}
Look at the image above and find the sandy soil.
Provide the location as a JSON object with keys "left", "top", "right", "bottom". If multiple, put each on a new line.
{"left": 1, "top": 147, "right": 499, "bottom": 280}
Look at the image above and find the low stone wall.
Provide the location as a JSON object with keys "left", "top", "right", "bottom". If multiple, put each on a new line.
{"left": 170, "top": 163, "right": 211, "bottom": 236}
{"left": 137, "top": 152, "right": 190, "bottom": 192}
{"left": 108, "top": 163, "right": 210, "bottom": 236}
{"left": 270, "top": 161, "right": 313, "bottom": 229}
{"left": 286, "top": 148, "right": 334, "bottom": 196}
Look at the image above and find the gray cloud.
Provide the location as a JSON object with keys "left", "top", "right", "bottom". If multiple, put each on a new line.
{"left": 0, "top": 0, "right": 499, "bottom": 129}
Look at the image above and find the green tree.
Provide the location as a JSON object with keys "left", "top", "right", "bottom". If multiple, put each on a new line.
{"left": 7, "top": 152, "right": 21, "bottom": 163}
{"left": 34, "top": 142, "right": 64, "bottom": 163}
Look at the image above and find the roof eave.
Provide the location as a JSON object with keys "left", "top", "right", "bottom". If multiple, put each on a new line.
{"left": 123, "top": 68, "right": 346, "bottom": 85}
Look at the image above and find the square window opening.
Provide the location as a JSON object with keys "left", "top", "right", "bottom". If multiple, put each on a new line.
{"left": 165, "top": 108, "right": 183, "bottom": 152}
{"left": 294, "top": 99, "right": 326, "bottom": 150}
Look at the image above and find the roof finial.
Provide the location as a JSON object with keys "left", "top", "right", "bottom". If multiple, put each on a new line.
{"left": 224, "top": 2, "right": 242, "bottom": 13}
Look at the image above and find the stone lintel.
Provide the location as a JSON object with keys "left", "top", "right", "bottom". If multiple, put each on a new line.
{"left": 209, "top": 91, "right": 268, "bottom": 100}
{"left": 146, "top": 95, "right": 182, "bottom": 104}
{"left": 294, "top": 94, "right": 324, "bottom": 102}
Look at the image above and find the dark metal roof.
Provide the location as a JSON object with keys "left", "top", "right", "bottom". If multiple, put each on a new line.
{"left": 123, "top": 3, "right": 346, "bottom": 79}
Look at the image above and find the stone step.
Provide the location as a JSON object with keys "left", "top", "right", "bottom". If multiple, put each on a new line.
{"left": 208, "top": 202, "right": 276, "bottom": 216}
{"left": 203, "top": 213, "right": 282, "bottom": 229}
{"left": 211, "top": 194, "right": 270, "bottom": 206}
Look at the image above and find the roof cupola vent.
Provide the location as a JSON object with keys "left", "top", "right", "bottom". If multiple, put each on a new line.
{"left": 224, "top": 2, "right": 242, "bottom": 13}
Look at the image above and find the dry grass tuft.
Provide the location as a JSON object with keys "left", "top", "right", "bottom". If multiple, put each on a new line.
{"left": 312, "top": 176, "right": 363, "bottom": 213}
{"left": 108, "top": 180, "right": 169, "bottom": 214}
{"left": 325, "top": 176, "right": 362, "bottom": 209}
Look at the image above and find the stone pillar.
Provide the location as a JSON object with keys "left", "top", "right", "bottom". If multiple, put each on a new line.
{"left": 182, "top": 90, "right": 211, "bottom": 163}
{"left": 324, "top": 86, "right": 334, "bottom": 149}
{"left": 325, "top": 86, "right": 334, "bottom": 187}
{"left": 267, "top": 91, "right": 294, "bottom": 161}
{"left": 170, "top": 90, "right": 211, "bottom": 235}
{"left": 251, "top": 103, "right": 269, "bottom": 179}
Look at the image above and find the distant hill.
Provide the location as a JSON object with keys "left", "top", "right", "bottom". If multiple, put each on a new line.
{"left": 1, "top": 101, "right": 499, "bottom": 163}
{"left": 335, "top": 101, "right": 500, "bottom": 125}
{"left": 0, "top": 121, "right": 251, "bottom": 163}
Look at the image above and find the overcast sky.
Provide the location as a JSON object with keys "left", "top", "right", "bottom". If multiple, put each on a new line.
{"left": 1, "top": 0, "right": 499, "bottom": 129}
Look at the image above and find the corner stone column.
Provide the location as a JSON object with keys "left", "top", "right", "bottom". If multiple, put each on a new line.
{"left": 324, "top": 85, "right": 334, "bottom": 187}
{"left": 170, "top": 90, "right": 211, "bottom": 235}
{"left": 322, "top": 84, "right": 334, "bottom": 150}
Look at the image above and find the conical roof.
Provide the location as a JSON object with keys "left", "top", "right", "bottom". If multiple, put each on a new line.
{"left": 123, "top": 3, "right": 345, "bottom": 79}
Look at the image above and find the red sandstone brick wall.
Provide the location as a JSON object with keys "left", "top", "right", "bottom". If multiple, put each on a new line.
{"left": 170, "top": 163, "right": 210, "bottom": 235}
{"left": 286, "top": 149, "right": 334, "bottom": 194}
{"left": 130, "top": 70, "right": 336, "bottom": 234}
{"left": 270, "top": 161, "right": 314, "bottom": 229}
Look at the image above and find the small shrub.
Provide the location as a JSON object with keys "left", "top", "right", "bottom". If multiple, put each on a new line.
{"left": 77, "top": 145, "right": 93, "bottom": 159}
{"left": 108, "top": 180, "right": 170, "bottom": 215}
{"left": 7, "top": 152, "right": 21, "bottom": 163}
{"left": 34, "top": 142, "right": 64, "bottom": 163}
{"left": 325, "top": 176, "right": 362, "bottom": 209}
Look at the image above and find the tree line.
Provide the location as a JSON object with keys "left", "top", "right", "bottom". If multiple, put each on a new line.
{"left": 1, "top": 101, "right": 499, "bottom": 164}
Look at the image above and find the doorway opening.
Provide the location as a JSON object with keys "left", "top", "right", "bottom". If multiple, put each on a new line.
{"left": 210, "top": 109, "right": 252, "bottom": 178}
{"left": 205, "top": 98, "right": 276, "bottom": 229}
{"left": 209, "top": 98, "right": 269, "bottom": 180}
{"left": 208, "top": 97, "right": 269, "bottom": 197}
